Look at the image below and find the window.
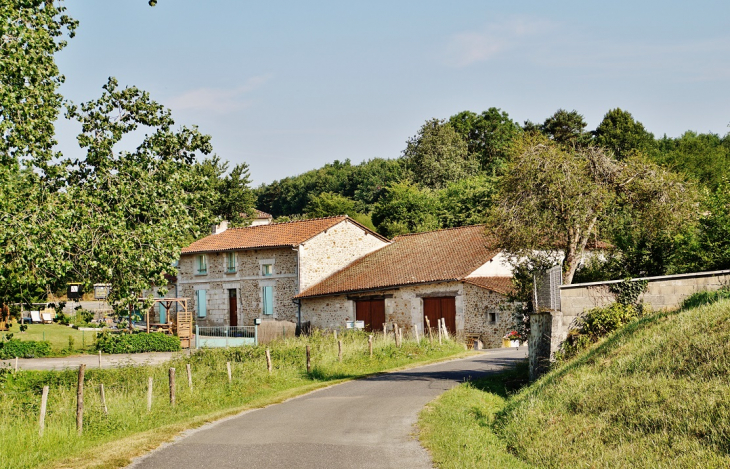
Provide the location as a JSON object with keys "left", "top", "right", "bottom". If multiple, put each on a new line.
{"left": 196, "top": 290, "right": 207, "bottom": 318}
{"left": 226, "top": 252, "right": 236, "bottom": 273}
{"left": 262, "top": 286, "right": 273, "bottom": 315}
{"left": 197, "top": 254, "right": 207, "bottom": 274}
{"left": 488, "top": 312, "right": 497, "bottom": 323}
{"left": 262, "top": 264, "right": 273, "bottom": 277}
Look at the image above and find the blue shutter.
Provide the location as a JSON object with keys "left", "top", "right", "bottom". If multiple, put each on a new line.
{"left": 197, "top": 290, "right": 207, "bottom": 318}
{"left": 263, "top": 286, "right": 273, "bottom": 315}
{"left": 158, "top": 302, "right": 166, "bottom": 324}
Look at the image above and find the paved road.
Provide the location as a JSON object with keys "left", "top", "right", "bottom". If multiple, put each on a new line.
{"left": 1, "top": 351, "right": 182, "bottom": 371}
{"left": 129, "top": 347, "right": 527, "bottom": 469}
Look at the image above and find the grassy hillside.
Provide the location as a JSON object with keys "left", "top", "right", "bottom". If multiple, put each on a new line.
{"left": 420, "top": 295, "right": 730, "bottom": 468}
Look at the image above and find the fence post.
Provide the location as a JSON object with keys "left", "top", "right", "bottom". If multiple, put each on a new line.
{"left": 39, "top": 386, "right": 49, "bottom": 436}
{"left": 254, "top": 324, "right": 258, "bottom": 346}
{"left": 306, "top": 345, "right": 311, "bottom": 374}
{"left": 438, "top": 319, "right": 442, "bottom": 345}
{"left": 186, "top": 363, "right": 193, "bottom": 391}
{"left": 426, "top": 317, "right": 433, "bottom": 344}
{"left": 266, "top": 348, "right": 272, "bottom": 373}
{"left": 226, "top": 362, "right": 232, "bottom": 383}
{"left": 333, "top": 330, "right": 337, "bottom": 341}
{"left": 225, "top": 326, "right": 229, "bottom": 348}
{"left": 368, "top": 335, "right": 373, "bottom": 358}
{"left": 382, "top": 323, "right": 386, "bottom": 339}
{"left": 399, "top": 328, "right": 403, "bottom": 347}
{"left": 98, "top": 350, "right": 102, "bottom": 369}
{"left": 14, "top": 356, "right": 18, "bottom": 373}
{"left": 147, "top": 377, "right": 153, "bottom": 412}
{"left": 195, "top": 325, "right": 199, "bottom": 349}
{"left": 413, "top": 323, "right": 419, "bottom": 343}
{"left": 338, "top": 340, "right": 342, "bottom": 363}
{"left": 76, "top": 364, "right": 85, "bottom": 435}
{"left": 169, "top": 368, "right": 176, "bottom": 406}
{"left": 99, "top": 384, "right": 108, "bottom": 415}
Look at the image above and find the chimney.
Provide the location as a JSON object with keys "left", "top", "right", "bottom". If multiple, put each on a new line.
{"left": 211, "top": 220, "right": 228, "bottom": 235}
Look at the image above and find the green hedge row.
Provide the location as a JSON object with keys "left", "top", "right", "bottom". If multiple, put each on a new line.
{"left": 95, "top": 331, "right": 181, "bottom": 354}
{"left": 0, "top": 339, "right": 52, "bottom": 359}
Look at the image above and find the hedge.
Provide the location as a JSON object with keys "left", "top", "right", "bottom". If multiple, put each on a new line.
{"left": 95, "top": 331, "right": 181, "bottom": 354}
{"left": 0, "top": 339, "right": 52, "bottom": 359}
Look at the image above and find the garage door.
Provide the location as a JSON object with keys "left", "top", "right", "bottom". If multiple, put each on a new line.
{"left": 355, "top": 299, "right": 385, "bottom": 332}
{"left": 423, "top": 297, "right": 456, "bottom": 334}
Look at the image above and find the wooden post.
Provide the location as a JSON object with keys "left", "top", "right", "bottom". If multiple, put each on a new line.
{"left": 265, "top": 348, "right": 272, "bottom": 373}
{"left": 186, "top": 363, "right": 193, "bottom": 391}
{"left": 399, "top": 328, "right": 403, "bottom": 347}
{"left": 442, "top": 320, "right": 449, "bottom": 340}
{"left": 226, "top": 362, "right": 232, "bottom": 384}
{"left": 306, "top": 345, "right": 311, "bottom": 373}
{"left": 39, "top": 386, "right": 49, "bottom": 436}
{"left": 368, "top": 335, "right": 373, "bottom": 358}
{"left": 382, "top": 323, "right": 386, "bottom": 339}
{"left": 425, "top": 317, "right": 433, "bottom": 344}
{"left": 98, "top": 350, "right": 102, "bottom": 369}
{"left": 393, "top": 323, "right": 399, "bottom": 347}
{"left": 333, "top": 330, "right": 337, "bottom": 341}
{"left": 338, "top": 339, "right": 342, "bottom": 363}
{"left": 14, "top": 356, "right": 18, "bottom": 373}
{"left": 147, "top": 377, "right": 153, "bottom": 412}
{"left": 438, "top": 319, "right": 442, "bottom": 345}
{"left": 413, "top": 323, "right": 419, "bottom": 343}
{"left": 76, "top": 364, "right": 85, "bottom": 435}
{"left": 169, "top": 368, "right": 176, "bottom": 406}
{"left": 99, "top": 384, "right": 108, "bottom": 415}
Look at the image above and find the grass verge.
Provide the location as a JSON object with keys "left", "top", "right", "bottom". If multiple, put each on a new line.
{"left": 1, "top": 330, "right": 466, "bottom": 469}
{"left": 419, "top": 296, "right": 730, "bottom": 469}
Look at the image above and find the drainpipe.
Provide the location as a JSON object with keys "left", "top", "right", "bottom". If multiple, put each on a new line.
{"left": 293, "top": 246, "right": 302, "bottom": 328}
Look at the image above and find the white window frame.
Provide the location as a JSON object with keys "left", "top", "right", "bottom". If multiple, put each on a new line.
{"left": 196, "top": 254, "right": 207, "bottom": 275}
{"left": 225, "top": 251, "right": 236, "bottom": 273}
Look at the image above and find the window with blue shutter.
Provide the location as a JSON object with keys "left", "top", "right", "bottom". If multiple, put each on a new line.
{"left": 196, "top": 290, "right": 207, "bottom": 318}
{"left": 262, "top": 286, "right": 273, "bottom": 315}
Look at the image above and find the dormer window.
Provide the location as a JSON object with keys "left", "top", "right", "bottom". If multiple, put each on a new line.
{"left": 197, "top": 254, "right": 207, "bottom": 275}
{"left": 226, "top": 252, "right": 236, "bottom": 273}
{"left": 262, "top": 264, "right": 273, "bottom": 277}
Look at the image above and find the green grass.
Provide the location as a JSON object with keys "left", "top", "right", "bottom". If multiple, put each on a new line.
{"left": 0, "top": 329, "right": 466, "bottom": 469}
{"left": 5, "top": 323, "right": 97, "bottom": 355}
{"left": 419, "top": 296, "right": 730, "bottom": 469}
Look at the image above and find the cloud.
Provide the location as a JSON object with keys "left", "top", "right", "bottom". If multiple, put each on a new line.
{"left": 444, "top": 18, "right": 556, "bottom": 67}
{"left": 168, "top": 74, "right": 272, "bottom": 113}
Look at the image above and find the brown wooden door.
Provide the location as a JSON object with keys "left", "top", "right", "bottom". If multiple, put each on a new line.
{"left": 355, "top": 299, "right": 385, "bottom": 332}
{"left": 228, "top": 289, "right": 238, "bottom": 327}
{"left": 422, "top": 297, "right": 456, "bottom": 334}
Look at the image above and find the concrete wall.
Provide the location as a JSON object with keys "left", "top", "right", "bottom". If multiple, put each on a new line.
{"left": 302, "top": 281, "right": 512, "bottom": 346}
{"left": 178, "top": 247, "right": 299, "bottom": 327}
{"left": 298, "top": 219, "right": 388, "bottom": 291}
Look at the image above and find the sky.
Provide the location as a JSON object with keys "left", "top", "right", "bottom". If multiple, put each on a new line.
{"left": 54, "top": 0, "right": 730, "bottom": 185}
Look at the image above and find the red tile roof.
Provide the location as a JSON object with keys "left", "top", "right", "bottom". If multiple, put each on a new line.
{"left": 462, "top": 276, "right": 515, "bottom": 295}
{"left": 295, "top": 225, "right": 499, "bottom": 298}
{"left": 181, "top": 216, "right": 386, "bottom": 254}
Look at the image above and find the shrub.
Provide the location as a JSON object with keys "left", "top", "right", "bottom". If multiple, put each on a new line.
{"left": 95, "top": 331, "right": 181, "bottom": 354}
{"left": 0, "top": 339, "right": 52, "bottom": 359}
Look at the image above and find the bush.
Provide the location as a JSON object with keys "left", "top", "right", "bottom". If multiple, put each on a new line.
{"left": 95, "top": 331, "right": 181, "bottom": 354}
{"left": 556, "top": 303, "right": 640, "bottom": 361}
{"left": 0, "top": 339, "right": 52, "bottom": 359}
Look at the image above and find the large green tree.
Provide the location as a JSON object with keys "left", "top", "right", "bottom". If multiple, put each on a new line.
{"left": 402, "top": 119, "right": 478, "bottom": 189}
{"left": 489, "top": 134, "right": 696, "bottom": 284}
{"left": 594, "top": 108, "right": 655, "bottom": 160}
{"left": 371, "top": 182, "right": 440, "bottom": 238}
{"left": 540, "top": 109, "right": 592, "bottom": 148}
{"left": 448, "top": 108, "right": 521, "bottom": 175}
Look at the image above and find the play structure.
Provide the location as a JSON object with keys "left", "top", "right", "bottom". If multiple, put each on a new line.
{"left": 143, "top": 298, "right": 192, "bottom": 349}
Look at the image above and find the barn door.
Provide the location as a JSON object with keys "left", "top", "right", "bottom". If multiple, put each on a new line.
{"left": 355, "top": 299, "right": 385, "bottom": 332}
{"left": 422, "top": 297, "right": 456, "bottom": 334}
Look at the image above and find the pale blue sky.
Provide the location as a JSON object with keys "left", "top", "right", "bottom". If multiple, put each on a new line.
{"left": 55, "top": 1, "right": 730, "bottom": 185}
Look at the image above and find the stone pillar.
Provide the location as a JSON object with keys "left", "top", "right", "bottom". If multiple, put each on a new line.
{"left": 528, "top": 309, "right": 563, "bottom": 382}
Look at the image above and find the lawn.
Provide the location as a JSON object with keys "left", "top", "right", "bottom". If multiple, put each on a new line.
{"left": 418, "top": 294, "right": 730, "bottom": 469}
{"left": 0, "top": 329, "right": 467, "bottom": 469}
{"left": 6, "top": 323, "right": 97, "bottom": 355}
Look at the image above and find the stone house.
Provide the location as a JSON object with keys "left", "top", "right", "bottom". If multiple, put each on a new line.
{"left": 177, "top": 216, "right": 389, "bottom": 327}
{"left": 295, "top": 225, "right": 516, "bottom": 348}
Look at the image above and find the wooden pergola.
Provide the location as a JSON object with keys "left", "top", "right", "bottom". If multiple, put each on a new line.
{"left": 141, "top": 298, "right": 192, "bottom": 349}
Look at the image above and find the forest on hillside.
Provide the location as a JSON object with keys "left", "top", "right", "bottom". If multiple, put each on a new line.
{"left": 255, "top": 108, "right": 730, "bottom": 282}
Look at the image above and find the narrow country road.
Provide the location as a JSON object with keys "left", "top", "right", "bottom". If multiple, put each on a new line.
{"left": 129, "top": 348, "right": 527, "bottom": 469}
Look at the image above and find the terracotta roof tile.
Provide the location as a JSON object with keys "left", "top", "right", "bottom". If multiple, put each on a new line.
{"left": 182, "top": 216, "right": 384, "bottom": 254}
{"left": 296, "top": 225, "right": 499, "bottom": 298}
{"left": 462, "top": 276, "right": 514, "bottom": 295}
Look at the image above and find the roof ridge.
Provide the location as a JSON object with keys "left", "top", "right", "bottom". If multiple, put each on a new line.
{"left": 222, "top": 215, "right": 348, "bottom": 231}
{"left": 393, "top": 224, "right": 485, "bottom": 240}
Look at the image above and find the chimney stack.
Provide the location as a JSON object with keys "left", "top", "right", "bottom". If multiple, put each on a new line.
{"left": 211, "top": 220, "right": 228, "bottom": 235}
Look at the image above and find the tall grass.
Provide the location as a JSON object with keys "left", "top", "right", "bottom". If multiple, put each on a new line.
{"left": 0, "top": 329, "right": 463, "bottom": 469}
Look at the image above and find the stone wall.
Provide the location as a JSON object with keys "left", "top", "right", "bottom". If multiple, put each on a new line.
{"left": 178, "top": 247, "right": 299, "bottom": 327}
{"left": 462, "top": 283, "right": 512, "bottom": 348}
{"left": 298, "top": 219, "right": 388, "bottom": 291}
{"left": 302, "top": 281, "right": 512, "bottom": 345}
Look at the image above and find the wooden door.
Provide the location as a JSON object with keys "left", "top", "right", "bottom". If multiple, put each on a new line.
{"left": 355, "top": 299, "right": 385, "bottom": 332}
{"left": 422, "top": 297, "right": 456, "bottom": 334}
{"left": 228, "top": 289, "right": 238, "bottom": 327}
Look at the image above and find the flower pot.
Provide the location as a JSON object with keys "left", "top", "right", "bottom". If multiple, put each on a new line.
{"left": 509, "top": 340, "right": 520, "bottom": 347}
